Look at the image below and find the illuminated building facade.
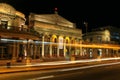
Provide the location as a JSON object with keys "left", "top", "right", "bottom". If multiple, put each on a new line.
{"left": 0, "top": 3, "right": 40, "bottom": 63}
{"left": 1, "top": 3, "right": 119, "bottom": 64}
{"left": 82, "top": 26, "right": 120, "bottom": 58}
{"left": 0, "top": 3, "right": 82, "bottom": 64}
{"left": 28, "top": 12, "right": 82, "bottom": 59}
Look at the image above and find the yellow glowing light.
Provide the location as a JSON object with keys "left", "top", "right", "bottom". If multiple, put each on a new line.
{"left": 51, "top": 42, "right": 120, "bottom": 49}
{"left": 105, "top": 30, "right": 110, "bottom": 35}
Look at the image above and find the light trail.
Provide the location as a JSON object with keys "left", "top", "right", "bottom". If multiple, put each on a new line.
{"left": 28, "top": 75, "right": 54, "bottom": 80}
{"left": 27, "top": 60, "right": 120, "bottom": 80}
{"left": 26, "top": 57, "right": 120, "bottom": 67}
{"left": 59, "top": 61, "right": 120, "bottom": 72}
{"left": 1, "top": 38, "right": 120, "bottom": 49}
{"left": 66, "top": 43, "right": 120, "bottom": 49}
{"left": 0, "top": 57, "right": 119, "bottom": 68}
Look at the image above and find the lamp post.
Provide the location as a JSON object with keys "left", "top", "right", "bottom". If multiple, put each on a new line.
{"left": 84, "top": 21, "right": 88, "bottom": 35}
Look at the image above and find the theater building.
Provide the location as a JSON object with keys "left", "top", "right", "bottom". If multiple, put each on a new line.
{"left": 28, "top": 12, "right": 82, "bottom": 60}
{"left": 0, "top": 3, "right": 82, "bottom": 64}
{"left": 0, "top": 3, "right": 40, "bottom": 63}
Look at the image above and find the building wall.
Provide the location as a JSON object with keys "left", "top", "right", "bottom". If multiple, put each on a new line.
{"left": 82, "top": 26, "right": 120, "bottom": 58}
{"left": 0, "top": 3, "right": 26, "bottom": 28}
{"left": 0, "top": 3, "right": 40, "bottom": 63}
{"left": 83, "top": 29, "right": 112, "bottom": 43}
{"left": 29, "top": 13, "right": 82, "bottom": 59}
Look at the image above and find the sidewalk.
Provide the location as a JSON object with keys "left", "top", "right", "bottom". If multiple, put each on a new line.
{"left": 0, "top": 57, "right": 120, "bottom": 74}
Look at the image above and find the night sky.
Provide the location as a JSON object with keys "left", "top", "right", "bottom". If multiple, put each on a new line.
{"left": 0, "top": 0, "right": 120, "bottom": 33}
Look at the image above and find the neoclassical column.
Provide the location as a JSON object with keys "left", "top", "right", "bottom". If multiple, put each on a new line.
{"left": 27, "top": 40, "right": 30, "bottom": 58}
{"left": 34, "top": 45, "right": 37, "bottom": 59}
{"left": 25, "top": 39, "right": 32, "bottom": 65}
{"left": 69, "top": 37, "right": 72, "bottom": 56}
{"left": 39, "top": 35, "right": 42, "bottom": 58}
{"left": 12, "top": 41, "right": 16, "bottom": 61}
{"left": 63, "top": 39, "right": 66, "bottom": 57}
{"left": 79, "top": 39, "right": 82, "bottom": 56}
{"left": 74, "top": 38, "right": 77, "bottom": 55}
{"left": 57, "top": 36, "right": 59, "bottom": 57}
{"left": 38, "top": 45, "right": 41, "bottom": 58}
{"left": 42, "top": 36, "right": 44, "bottom": 57}
{"left": 16, "top": 42, "right": 19, "bottom": 59}
{"left": 22, "top": 41, "right": 27, "bottom": 59}
{"left": 35, "top": 45, "right": 39, "bottom": 59}
{"left": 50, "top": 37, "right": 52, "bottom": 57}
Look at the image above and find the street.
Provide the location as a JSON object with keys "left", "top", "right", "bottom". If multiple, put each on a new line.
{"left": 1, "top": 60, "right": 120, "bottom": 80}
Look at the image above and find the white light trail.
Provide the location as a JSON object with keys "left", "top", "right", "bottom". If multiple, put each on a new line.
{"left": 28, "top": 75, "right": 54, "bottom": 80}
{"left": 1, "top": 57, "right": 119, "bottom": 68}
{"left": 26, "top": 61, "right": 120, "bottom": 80}
{"left": 59, "top": 61, "right": 120, "bottom": 72}
{"left": 26, "top": 57, "right": 120, "bottom": 67}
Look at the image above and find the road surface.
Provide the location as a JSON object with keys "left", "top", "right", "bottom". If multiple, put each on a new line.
{"left": 1, "top": 61, "right": 120, "bottom": 80}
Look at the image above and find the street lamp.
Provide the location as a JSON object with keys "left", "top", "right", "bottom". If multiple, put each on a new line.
{"left": 84, "top": 21, "right": 88, "bottom": 35}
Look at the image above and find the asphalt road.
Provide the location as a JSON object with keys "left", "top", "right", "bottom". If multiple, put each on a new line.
{"left": 1, "top": 61, "right": 120, "bottom": 80}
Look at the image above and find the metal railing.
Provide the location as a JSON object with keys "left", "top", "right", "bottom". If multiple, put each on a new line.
{"left": 0, "top": 26, "right": 40, "bottom": 36}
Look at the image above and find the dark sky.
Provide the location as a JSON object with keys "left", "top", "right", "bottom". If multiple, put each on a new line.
{"left": 0, "top": 0, "right": 120, "bottom": 33}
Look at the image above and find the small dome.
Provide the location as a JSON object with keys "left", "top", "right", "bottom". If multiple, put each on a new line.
{"left": 0, "top": 3, "right": 16, "bottom": 15}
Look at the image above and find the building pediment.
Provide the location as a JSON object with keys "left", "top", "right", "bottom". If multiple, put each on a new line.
{"left": 29, "top": 13, "right": 75, "bottom": 28}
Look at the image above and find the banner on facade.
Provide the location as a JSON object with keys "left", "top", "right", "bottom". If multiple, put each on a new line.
{"left": 59, "top": 37, "right": 63, "bottom": 49}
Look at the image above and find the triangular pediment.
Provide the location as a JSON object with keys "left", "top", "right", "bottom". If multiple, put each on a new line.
{"left": 31, "top": 13, "right": 75, "bottom": 28}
